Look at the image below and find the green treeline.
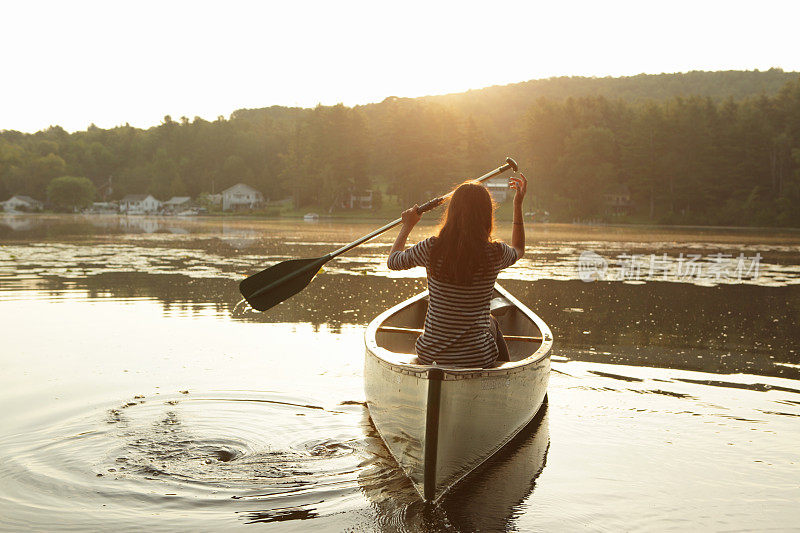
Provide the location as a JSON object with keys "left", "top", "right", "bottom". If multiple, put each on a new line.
{"left": 1, "top": 69, "right": 799, "bottom": 226}
{"left": 522, "top": 83, "right": 800, "bottom": 225}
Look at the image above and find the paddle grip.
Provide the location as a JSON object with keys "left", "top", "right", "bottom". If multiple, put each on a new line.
{"left": 416, "top": 197, "right": 444, "bottom": 215}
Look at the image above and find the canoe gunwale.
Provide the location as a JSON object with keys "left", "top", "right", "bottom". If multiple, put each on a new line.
{"left": 364, "top": 283, "right": 553, "bottom": 380}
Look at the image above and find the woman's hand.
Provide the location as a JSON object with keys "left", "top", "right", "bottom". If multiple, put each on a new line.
{"left": 510, "top": 173, "right": 528, "bottom": 205}
{"left": 390, "top": 205, "right": 421, "bottom": 257}
{"left": 401, "top": 205, "right": 422, "bottom": 229}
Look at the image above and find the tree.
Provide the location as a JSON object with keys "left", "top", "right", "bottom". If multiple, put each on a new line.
{"left": 375, "top": 100, "right": 463, "bottom": 207}
{"left": 620, "top": 102, "right": 667, "bottom": 220}
{"left": 1, "top": 71, "right": 799, "bottom": 226}
{"left": 280, "top": 104, "right": 368, "bottom": 209}
{"left": 46, "top": 176, "right": 96, "bottom": 211}
{"left": 148, "top": 148, "right": 179, "bottom": 199}
{"left": 220, "top": 154, "right": 253, "bottom": 188}
{"left": 28, "top": 153, "right": 67, "bottom": 194}
{"left": 465, "top": 117, "right": 492, "bottom": 175}
{"left": 556, "top": 126, "right": 618, "bottom": 218}
{"left": 169, "top": 176, "right": 188, "bottom": 197}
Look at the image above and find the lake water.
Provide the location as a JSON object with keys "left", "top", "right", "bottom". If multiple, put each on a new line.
{"left": 1, "top": 214, "right": 799, "bottom": 531}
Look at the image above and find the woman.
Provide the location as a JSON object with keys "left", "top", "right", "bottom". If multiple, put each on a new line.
{"left": 387, "top": 173, "right": 527, "bottom": 368}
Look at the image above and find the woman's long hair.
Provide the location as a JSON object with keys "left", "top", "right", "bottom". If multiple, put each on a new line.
{"left": 429, "top": 181, "right": 496, "bottom": 284}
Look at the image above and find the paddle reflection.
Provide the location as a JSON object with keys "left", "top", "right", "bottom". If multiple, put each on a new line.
{"left": 358, "top": 400, "right": 550, "bottom": 532}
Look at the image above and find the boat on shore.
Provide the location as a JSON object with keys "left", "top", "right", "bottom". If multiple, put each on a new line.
{"left": 364, "top": 283, "right": 552, "bottom": 502}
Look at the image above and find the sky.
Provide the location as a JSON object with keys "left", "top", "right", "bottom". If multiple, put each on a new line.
{"left": 2, "top": 0, "right": 799, "bottom": 133}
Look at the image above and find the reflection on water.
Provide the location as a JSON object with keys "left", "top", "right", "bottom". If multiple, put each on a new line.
{"left": 0, "top": 385, "right": 549, "bottom": 532}
{"left": 358, "top": 403, "right": 550, "bottom": 533}
{"left": 5, "top": 269, "right": 797, "bottom": 379}
{"left": 0, "top": 389, "right": 369, "bottom": 531}
{"left": 1, "top": 214, "right": 799, "bottom": 530}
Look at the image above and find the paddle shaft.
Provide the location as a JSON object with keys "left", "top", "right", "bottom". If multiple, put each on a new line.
{"left": 243, "top": 158, "right": 518, "bottom": 305}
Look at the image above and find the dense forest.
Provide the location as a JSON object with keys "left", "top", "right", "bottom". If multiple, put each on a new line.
{"left": 1, "top": 69, "right": 799, "bottom": 226}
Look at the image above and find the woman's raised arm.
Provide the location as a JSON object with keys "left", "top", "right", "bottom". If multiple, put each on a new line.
{"left": 389, "top": 204, "right": 421, "bottom": 256}
{"left": 510, "top": 173, "right": 527, "bottom": 258}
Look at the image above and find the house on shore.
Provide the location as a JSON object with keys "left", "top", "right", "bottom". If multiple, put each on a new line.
{"left": 1, "top": 195, "right": 43, "bottom": 212}
{"left": 222, "top": 184, "right": 263, "bottom": 211}
{"left": 163, "top": 196, "right": 192, "bottom": 213}
{"left": 603, "top": 184, "right": 633, "bottom": 215}
{"left": 340, "top": 190, "right": 373, "bottom": 210}
{"left": 120, "top": 194, "right": 162, "bottom": 214}
{"left": 486, "top": 177, "right": 510, "bottom": 203}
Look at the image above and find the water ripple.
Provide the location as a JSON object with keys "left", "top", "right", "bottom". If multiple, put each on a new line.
{"left": 0, "top": 390, "right": 381, "bottom": 530}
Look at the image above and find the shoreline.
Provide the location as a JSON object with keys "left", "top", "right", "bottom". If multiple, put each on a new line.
{"left": 4, "top": 213, "right": 800, "bottom": 247}
{"left": 5, "top": 210, "right": 800, "bottom": 234}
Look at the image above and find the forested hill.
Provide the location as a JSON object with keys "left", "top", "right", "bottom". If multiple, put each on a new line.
{"left": 406, "top": 69, "right": 799, "bottom": 141}
{"left": 2, "top": 69, "right": 800, "bottom": 227}
{"left": 222, "top": 69, "right": 800, "bottom": 140}
{"left": 241, "top": 69, "right": 799, "bottom": 150}
{"left": 425, "top": 69, "right": 799, "bottom": 107}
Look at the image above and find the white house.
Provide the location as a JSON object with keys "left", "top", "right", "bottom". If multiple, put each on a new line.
{"left": 119, "top": 194, "right": 162, "bottom": 213}
{"left": 1, "top": 195, "right": 43, "bottom": 212}
{"left": 603, "top": 184, "right": 633, "bottom": 215}
{"left": 485, "top": 177, "right": 509, "bottom": 203}
{"left": 221, "top": 184, "right": 263, "bottom": 211}
{"left": 339, "top": 190, "right": 373, "bottom": 210}
{"left": 163, "top": 196, "right": 192, "bottom": 213}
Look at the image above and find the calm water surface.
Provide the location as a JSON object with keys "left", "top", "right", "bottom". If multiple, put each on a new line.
{"left": 1, "top": 214, "right": 799, "bottom": 531}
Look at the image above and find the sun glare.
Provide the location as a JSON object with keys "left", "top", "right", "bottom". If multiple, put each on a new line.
{"left": 1, "top": 0, "right": 798, "bottom": 132}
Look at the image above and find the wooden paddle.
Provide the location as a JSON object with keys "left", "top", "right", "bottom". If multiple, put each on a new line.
{"left": 239, "top": 157, "right": 519, "bottom": 312}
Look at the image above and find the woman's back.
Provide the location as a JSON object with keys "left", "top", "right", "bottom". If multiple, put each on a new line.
{"left": 386, "top": 174, "right": 527, "bottom": 368}
{"left": 388, "top": 237, "right": 518, "bottom": 367}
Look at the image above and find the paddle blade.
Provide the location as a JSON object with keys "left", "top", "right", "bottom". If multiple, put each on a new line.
{"left": 239, "top": 256, "right": 328, "bottom": 312}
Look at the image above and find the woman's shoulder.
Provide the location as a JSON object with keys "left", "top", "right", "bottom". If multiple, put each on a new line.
{"left": 487, "top": 240, "right": 507, "bottom": 253}
{"left": 411, "top": 235, "right": 437, "bottom": 258}
{"left": 419, "top": 235, "right": 438, "bottom": 250}
{"left": 488, "top": 239, "right": 516, "bottom": 261}
{"left": 488, "top": 240, "right": 518, "bottom": 268}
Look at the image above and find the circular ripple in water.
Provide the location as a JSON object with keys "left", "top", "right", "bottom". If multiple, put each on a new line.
{"left": 0, "top": 390, "right": 383, "bottom": 530}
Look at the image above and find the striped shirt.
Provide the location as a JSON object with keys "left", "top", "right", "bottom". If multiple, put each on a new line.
{"left": 387, "top": 236, "right": 519, "bottom": 368}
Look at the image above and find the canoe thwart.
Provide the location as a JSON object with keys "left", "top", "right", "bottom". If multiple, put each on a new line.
{"left": 503, "top": 334, "right": 544, "bottom": 342}
{"left": 377, "top": 325, "right": 423, "bottom": 334}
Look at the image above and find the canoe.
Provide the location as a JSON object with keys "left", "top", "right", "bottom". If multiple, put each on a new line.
{"left": 364, "top": 283, "right": 552, "bottom": 502}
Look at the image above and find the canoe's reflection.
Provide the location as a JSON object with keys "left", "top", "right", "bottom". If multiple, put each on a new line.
{"left": 359, "top": 399, "right": 550, "bottom": 532}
